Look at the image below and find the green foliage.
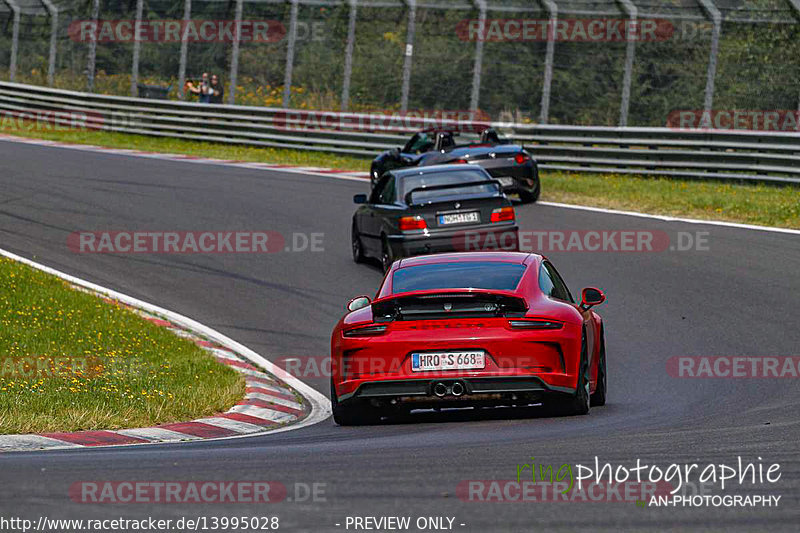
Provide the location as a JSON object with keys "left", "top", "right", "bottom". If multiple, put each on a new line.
{"left": 0, "top": 257, "right": 244, "bottom": 434}
{"left": 2, "top": 4, "right": 799, "bottom": 125}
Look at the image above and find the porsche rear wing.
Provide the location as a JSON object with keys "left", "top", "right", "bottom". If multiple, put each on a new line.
{"left": 371, "top": 290, "right": 527, "bottom": 322}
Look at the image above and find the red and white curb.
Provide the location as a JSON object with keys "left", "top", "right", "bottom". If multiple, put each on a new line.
{"left": 0, "top": 248, "right": 332, "bottom": 452}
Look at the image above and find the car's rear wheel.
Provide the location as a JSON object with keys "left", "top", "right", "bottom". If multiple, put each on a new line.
{"left": 352, "top": 223, "right": 365, "bottom": 263}
{"left": 381, "top": 237, "right": 394, "bottom": 273}
{"left": 591, "top": 328, "right": 607, "bottom": 407}
{"left": 543, "top": 333, "right": 590, "bottom": 416}
{"left": 518, "top": 181, "right": 541, "bottom": 204}
{"left": 331, "top": 378, "right": 381, "bottom": 426}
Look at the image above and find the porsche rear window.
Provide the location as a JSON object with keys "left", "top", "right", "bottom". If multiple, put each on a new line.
{"left": 392, "top": 262, "right": 525, "bottom": 294}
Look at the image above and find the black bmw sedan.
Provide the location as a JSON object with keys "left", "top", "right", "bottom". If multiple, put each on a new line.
{"left": 351, "top": 165, "right": 519, "bottom": 272}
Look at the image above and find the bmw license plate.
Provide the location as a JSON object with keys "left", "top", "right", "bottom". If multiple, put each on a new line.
{"left": 438, "top": 212, "right": 480, "bottom": 225}
{"left": 411, "top": 351, "right": 486, "bottom": 372}
{"left": 496, "top": 177, "right": 514, "bottom": 187}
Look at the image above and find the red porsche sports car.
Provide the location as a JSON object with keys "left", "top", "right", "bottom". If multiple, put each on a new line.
{"left": 330, "top": 252, "right": 607, "bottom": 425}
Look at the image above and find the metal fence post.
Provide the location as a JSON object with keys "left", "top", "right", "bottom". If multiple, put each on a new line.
{"left": 177, "top": 0, "right": 191, "bottom": 99}
{"left": 131, "top": 0, "right": 144, "bottom": 96}
{"left": 40, "top": 0, "right": 58, "bottom": 87}
{"left": 470, "top": 0, "right": 487, "bottom": 114}
{"left": 539, "top": 0, "right": 557, "bottom": 124}
{"left": 2, "top": 0, "right": 19, "bottom": 81}
{"left": 86, "top": 0, "right": 100, "bottom": 92}
{"left": 400, "top": 0, "right": 416, "bottom": 113}
{"left": 698, "top": 0, "right": 721, "bottom": 113}
{"left": 283, "top": 0, "right": 300, "bottom": 108}
{"left": 228, "top": 0, "right": 244, "bottom": 105}
{"left": 340, "top": 0, "right": 358, "bottom": 111}
{"left": 788, "top": 1, "right": 800, "bottom": 116}
{"left": 617, "top": 0, "right": 637, "bottom": 127}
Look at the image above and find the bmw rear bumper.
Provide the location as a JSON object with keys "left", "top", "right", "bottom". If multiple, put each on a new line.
{"left": 388, "top": 223, "right": 518, "bottom": 257}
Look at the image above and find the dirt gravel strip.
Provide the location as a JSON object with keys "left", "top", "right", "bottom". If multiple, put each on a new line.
{"left": 0, "top": 247, "right": 332, "bottom": 453}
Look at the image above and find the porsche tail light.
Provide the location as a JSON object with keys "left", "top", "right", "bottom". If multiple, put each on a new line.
{"left": 490, "top": 207, "right": 515, "bottom": 223}
{"left": 399, "top": 216, "right": 427, "bottom": 231}
{"left": 508, "top": 319, "right": 563, "bottom": 330}
{"left": 514, "top": 153, "right": 530, "bottom": 165}
{"left": 343, "top": 324, "right": 388, "bottom": 337}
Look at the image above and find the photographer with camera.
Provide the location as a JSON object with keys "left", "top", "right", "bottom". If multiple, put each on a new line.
{"left": 185, "top": 72, "right": 212, "bottom": 103}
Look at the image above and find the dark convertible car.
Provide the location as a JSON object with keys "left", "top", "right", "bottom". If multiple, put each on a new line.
{"left": 352, "top": 165, "right": 519, "bottom": 272}
{"left": 370, "top": 128, "right": 540, "bottom": 203}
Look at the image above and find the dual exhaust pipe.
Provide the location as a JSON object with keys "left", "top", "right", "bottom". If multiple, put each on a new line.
{"left": 433, "top": 381, "right": 466, "bottom": 398}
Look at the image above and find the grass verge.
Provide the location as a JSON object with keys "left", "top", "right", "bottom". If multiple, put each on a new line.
{"left": 2, "top": 125, "right": 798, "bottom": 229}
{"left": 0, "top": 256, "right": 245, "bottom": 435}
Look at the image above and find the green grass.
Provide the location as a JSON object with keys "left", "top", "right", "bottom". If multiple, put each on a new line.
{"left": 1, "top": 123, "right": 366, "bottom": 171}
{"left": 0, "top": 256, "right": 245, "bottom": 435}
{"left": 2, "top": 124, "right": 799, "bottom": 229}
{"left": 543, "top": 172, "right": 800, "bottom": 229}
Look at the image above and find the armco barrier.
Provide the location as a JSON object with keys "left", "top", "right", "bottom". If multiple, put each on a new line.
{"left": 1, "top": 81, "right": 799, "bottom": 185}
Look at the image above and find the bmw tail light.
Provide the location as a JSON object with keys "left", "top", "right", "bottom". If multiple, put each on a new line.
{"left": 508, "top": 319, "right": 563, "bottom": 330}
{"left": 399, "top": 216, "right": 427, "bottom": 231}
{"left": 514, "top": 153, "right": 530, "bottom": 165}
{"left": 343, "top": 324, "right": 388, "bottom": 337}
{"left": 490, "top": 207, "right": 515, "bottom": 223}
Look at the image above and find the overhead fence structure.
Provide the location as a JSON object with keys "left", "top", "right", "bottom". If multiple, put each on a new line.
{"left": 1, "top": 1, "right": 800, "bottom": 128}
{"left": 1, "top": 80, "right": 799, "bottom": 185}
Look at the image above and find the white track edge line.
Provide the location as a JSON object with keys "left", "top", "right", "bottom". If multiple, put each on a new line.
{"left": 537, "top": 201, "right": 800, "bottom": 235}
{"left": 1, "top": 135, "right": 795, "bottom": 235}
{"left": 0, "top": 247, "right": 332, "bottom": 449}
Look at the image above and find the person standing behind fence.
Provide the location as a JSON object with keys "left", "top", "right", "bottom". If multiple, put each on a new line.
{"left": 186, "top": 72, "right": 212, "bottom": 103}
{"left": 209, "top": 74, "right": 224, "bottom": 104}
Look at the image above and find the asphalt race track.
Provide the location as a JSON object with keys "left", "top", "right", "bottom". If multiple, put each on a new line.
{"left": 1, "top": 139, "right": 799, "bottom": 532}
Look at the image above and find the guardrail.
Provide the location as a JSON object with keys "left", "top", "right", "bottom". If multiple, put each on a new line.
{"left": 1, "top": 81, "right": 799, "bottom": 185}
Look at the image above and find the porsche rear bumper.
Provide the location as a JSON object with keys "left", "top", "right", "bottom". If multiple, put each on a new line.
{"left": 338, "top": 375, "right": 576, "bottom": 403}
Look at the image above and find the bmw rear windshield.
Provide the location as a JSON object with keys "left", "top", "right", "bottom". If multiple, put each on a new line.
{"left": 400, "top": 170, "right": 499, "bottom": 204}
{"left": 392, "top": 262, "right": 526, "bottom": 294}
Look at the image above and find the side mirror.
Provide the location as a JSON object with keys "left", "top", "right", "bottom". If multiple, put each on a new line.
{"left": 580, "top": 287, "right": 606, "bottom": 310}
{"left": 347, "top": 295, "right": 371, "bottom": 312}
{"left": 353, "top": 194, "right": 367, "bottom": 204}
